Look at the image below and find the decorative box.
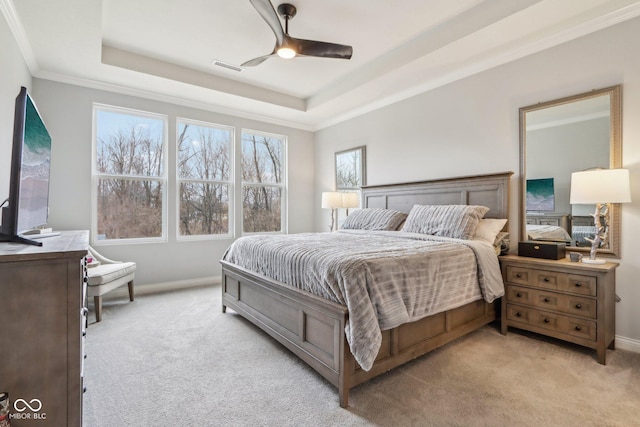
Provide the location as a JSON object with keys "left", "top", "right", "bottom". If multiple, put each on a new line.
{"left": 518, "top": 241, "right": 566, "bottom": 260}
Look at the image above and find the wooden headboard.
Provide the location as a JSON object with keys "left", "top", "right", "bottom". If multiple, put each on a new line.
{"left": 362, "top": 172, "right": 513, "bottom": 220}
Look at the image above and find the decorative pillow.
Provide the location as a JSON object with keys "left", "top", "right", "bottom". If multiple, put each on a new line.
{"left": 401, "top": 204, "right": 490, "bottom": 240}
{"left": 340, "top": 208, "right": 408, "bottom": 231}
{"left": 473, "top": 218, "right": 508, "bottom": 245}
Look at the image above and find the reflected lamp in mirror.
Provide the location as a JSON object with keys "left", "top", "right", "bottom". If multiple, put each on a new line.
{"left": 570, "top": 168, "right": 631, "bottom": 263}
{"left": 341, "top": 192, "right": 359, "bottom": 216}
{"left": 322, "top": 192, "right": 343, "bottom": 231}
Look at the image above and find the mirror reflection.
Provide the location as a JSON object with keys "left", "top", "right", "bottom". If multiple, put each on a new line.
{"left": 520, "top": 86, "right": 622, "bottom": 257}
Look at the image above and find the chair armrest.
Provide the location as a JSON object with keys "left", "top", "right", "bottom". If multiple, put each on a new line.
{"left": 88, "top": 246, "right": 122, "bottom": 265}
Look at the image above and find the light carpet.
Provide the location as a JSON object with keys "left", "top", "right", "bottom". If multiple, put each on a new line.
{"left": 83, "top": 285, "right": 640, "bottom": 427}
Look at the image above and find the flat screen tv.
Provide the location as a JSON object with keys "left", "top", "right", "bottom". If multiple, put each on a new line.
{"left": 0, "top": 86, "right": 52, "bottom": 246}
{"left": 526, "top": 177, "right": 555, "bottom": 212}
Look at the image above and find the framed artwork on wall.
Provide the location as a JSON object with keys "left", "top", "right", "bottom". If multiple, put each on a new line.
{"left": 335, "top": 146, "right": 366, "bottom": 190}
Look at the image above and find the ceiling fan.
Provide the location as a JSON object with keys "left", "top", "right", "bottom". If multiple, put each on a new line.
{"left": 242, "top": 0, "right": 353, "bottom": 67}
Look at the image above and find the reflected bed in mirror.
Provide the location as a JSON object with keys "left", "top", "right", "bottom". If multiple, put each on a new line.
{"left": 519, "top": 85, "right": 622, "bottom": 257}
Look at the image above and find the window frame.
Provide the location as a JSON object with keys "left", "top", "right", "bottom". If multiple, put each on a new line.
{"left": 91, "top": 103, "right": 169, "bottom": 245}
{"left": 175, "top": 117, "right": 234, "bottom": 241}
{"left": 240, "top": 128, "right": 288, "bottom": 235}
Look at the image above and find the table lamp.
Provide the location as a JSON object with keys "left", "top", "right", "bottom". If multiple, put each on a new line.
{"left": 321, "top": 192, "right": 343, "bottom": 231}
{"left": 341, "top": 192, "right": 359, "bottom": 216}
{"left": 569, "top": 168, "right": 631, "bottom": 264}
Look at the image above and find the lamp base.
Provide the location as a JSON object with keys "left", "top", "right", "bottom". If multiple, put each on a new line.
{"left": 582, "top": 258, "right": 606, "bottom": 265}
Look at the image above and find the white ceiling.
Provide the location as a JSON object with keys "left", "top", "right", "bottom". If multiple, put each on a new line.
{"left": 4, "top": 0, "right": 640, "bottom": 131}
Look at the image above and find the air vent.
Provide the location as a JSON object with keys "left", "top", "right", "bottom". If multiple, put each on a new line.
{"left": 211, "top": 60, "right": 245, "bottom": 72}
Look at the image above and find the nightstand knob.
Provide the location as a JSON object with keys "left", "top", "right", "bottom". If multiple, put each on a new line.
{"left": 575, "top": 303, "right": 582, "bottom": 309}
{"left": 544, "top": 297, "right": 551, "bottom": 303}
{"left": 516, "top": 312, "right": 522, "bottom": 317}
{"left": 516, "top": 273, "right": 522, "bottom": 278}
{"left": 516, "top": 292, "right": 522, "bottom": 298}
{"left": 575, "top": 326, "right": 582, "bottom": 331}
{"left": 543, "top": 318, "right": 550, "bottom": 323}
{"left": 574, "top": 282, "right": 582, "bottom": 288}
{"left": 543, "top": 277, "right": 550, "bottom": 282}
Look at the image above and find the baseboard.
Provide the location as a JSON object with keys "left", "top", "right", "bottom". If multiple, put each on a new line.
{"left": 102, "top": 276, "right": 221, "bottom": 300}
{"left": 614, "top": 334, "right": 640, "bottom": 354}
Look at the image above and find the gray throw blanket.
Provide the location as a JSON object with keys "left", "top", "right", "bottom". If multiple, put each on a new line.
{"left": 222, "top": 230, "right": 504, "bottom": 371}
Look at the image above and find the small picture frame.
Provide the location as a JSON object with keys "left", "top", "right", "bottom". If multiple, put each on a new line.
{"left": 335, "top": 146, "right": 366, "bottom": 190}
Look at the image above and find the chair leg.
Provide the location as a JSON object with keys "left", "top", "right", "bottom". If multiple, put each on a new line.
{"left": 94, "top": 296, "right": 103, "bottom": 322}
{"left": 128, "top": 280, "right": 135, "bottom": 302}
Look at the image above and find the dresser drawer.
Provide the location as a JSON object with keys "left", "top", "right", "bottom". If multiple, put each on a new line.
{"left": 506, "top": 285, "right": 596, "bottom": 319}
{"left": 505, "top": 266, "right": 596, "bottom": 296}
{"left": 506, "top": 304, "right": 596, "bottom": 341}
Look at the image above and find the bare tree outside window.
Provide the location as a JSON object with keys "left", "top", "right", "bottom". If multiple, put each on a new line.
{"left": 94, "top": 107, "right": 166, "bottom": 240}
{"left": 241, "top": 131, "right": 286, "bottom": 233}
{"left": 335, "top": 146, "right": 366, "bottom": 190}
{"left": 177, "top": 120, "right": 233, "bottom": 237}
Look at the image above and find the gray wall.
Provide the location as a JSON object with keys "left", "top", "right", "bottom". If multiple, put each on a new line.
{"left": 527, "top": 118, "right": 609, "bottom": 216}
{"left": 29, "top": 79, "right": 314, "bottom": 286}
{"left": 314, "top": 17, "right": 640, "bottom": 347}
{"left": 0, "top": 14, "right": 31, "bottom": 206}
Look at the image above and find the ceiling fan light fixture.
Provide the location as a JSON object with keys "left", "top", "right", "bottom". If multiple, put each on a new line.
{"left": 277, "top": 47, "right": 296, "bottom": 59}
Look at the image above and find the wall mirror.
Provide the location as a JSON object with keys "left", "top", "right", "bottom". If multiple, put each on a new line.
{"left": 335, "top": 146, "right": 366, "bottom": 190}
{"left": 519, "top": 85, "right": 622, "bottom": 257}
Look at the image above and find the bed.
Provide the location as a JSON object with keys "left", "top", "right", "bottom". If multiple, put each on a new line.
{"left": 220, "top": 172, "right": 512, "bottom": 407}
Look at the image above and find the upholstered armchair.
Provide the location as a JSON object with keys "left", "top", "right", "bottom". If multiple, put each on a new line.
{"left": 86, "top": 246, "right": 136, "bottom": 322}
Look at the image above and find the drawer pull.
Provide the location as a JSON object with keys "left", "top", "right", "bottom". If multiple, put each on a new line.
{"left": 516, "top": 292, "right": 522, "bottom": 298}
{"left": 543, "top": 297, "right": 551, "bottom": 303}
{"left": 543, "top": 318, "right": 550, "bottom": 323}
{"left": 516, "top": 312, "right": 522, "bottom": 317}
{"left": 543, "top": 277, "right": 550, "bottom": 282}
{"left": 516, "top": 273, "right": 523, "bottom": 278}
{"left": 574, "top": 282, "right": 582, "bottom": 288}
{"left": 575, "top": 303, "right": 583, "bottom": 309}
{"left": 575, "top": 326, "right": 582, "bottom": 331}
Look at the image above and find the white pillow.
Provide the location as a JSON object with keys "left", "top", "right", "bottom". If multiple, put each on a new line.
{"left": 474, "top": 218, "right": 508, "bottom": 245}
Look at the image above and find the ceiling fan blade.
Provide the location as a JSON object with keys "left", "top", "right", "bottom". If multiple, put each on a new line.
{"left": 241, "top": 53, "right": 275, "bottom": 67}
{"left": 291, "top": 37, "right": 353, "bottom": 60}
{"left": 249, "top": 0, "right": 284, "bottom": 46}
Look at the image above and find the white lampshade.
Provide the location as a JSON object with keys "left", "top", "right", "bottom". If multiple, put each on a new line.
{"left": 570, "top": 169, "right": 631, "bottom": 204}
{"left": 321, "top": 192, "right": 343, "bottom": 209}
{"left": 342, "top": 192, "right": 359, "bottom": 209}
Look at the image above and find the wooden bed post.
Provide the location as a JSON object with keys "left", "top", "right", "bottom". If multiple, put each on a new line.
{"left": 339, "top": 328, "right": 351, "bottom": 407}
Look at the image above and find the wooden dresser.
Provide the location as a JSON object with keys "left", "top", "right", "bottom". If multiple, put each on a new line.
{"left": 499, "top": 254, "right": 618, "bottom": 364}
{"left": 0, "top": 230, "right": 88, "bottom": 427}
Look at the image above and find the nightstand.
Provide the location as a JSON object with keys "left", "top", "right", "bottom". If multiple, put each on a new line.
{"left": 499, "top": 254, "right": 618, "bottom": 364}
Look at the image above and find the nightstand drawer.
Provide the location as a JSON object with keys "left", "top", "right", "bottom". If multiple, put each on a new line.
{"left": 506, "top": 304, "right": 596, "bottom": 341}
{"left": 506, "top": 285, "right": 596, "bottom": 319}
{"left": 505, "top": 266, "right": 596, "bottom": 296}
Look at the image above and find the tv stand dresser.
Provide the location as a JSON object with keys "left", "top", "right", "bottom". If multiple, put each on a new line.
{"left": 0, "top": 230, "right": 88, "bottom": 427}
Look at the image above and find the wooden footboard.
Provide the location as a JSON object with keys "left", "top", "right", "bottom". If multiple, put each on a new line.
{"left": 221, "top": 260, "right": 496, "bottom": 407}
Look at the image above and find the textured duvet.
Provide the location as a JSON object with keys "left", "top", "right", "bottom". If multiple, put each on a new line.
{"left": 222, "top": 229, "right": 504, "bottom": 371}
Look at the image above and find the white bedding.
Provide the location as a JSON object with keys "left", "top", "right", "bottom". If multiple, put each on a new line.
{"left": 222, "top": 229, "right": 503, "bottom": 371}
{"left": 526, "top": 224, "right": 572, "bottom": 242}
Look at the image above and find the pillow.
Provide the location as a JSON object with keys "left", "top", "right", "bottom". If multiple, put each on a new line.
{"left": 473, "top": 218, "right": 508, "bottom": 245}
{"left": 401, "top": 204, "right": 490, "bottom": 240}
{"left": 340, "top": 208, "right": 407, "bottom": 231}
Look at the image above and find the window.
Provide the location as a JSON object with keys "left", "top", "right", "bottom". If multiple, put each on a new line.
{"left": 93, "top": 105, "right": 167, "bottom": 241}
{"left": 241, "top": 130, "right": 286, "bottom": 233}
{"left": 177, "top": 119, "right": 233, "bottom": 238}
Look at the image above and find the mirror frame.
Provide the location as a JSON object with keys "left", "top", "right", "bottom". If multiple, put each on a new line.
{"left": 519, "top": 85, "right": 622, "bottom": 257}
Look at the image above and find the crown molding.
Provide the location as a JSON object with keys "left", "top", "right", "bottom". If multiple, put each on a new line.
{"left": 0, "top": 0, "right": 38, "bottom": 72}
